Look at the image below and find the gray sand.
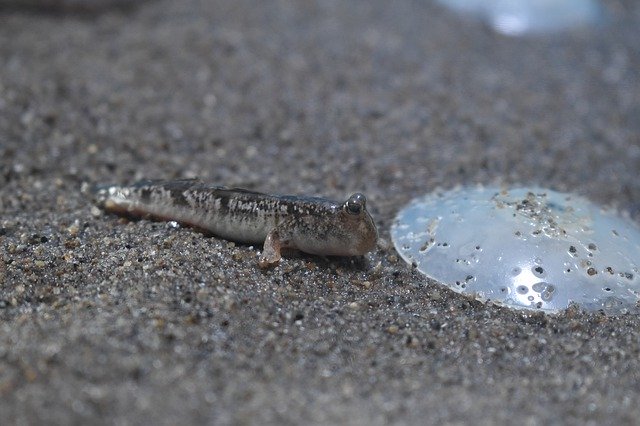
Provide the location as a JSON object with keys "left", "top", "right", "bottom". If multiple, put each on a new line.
{"left": 1, "top": 0, "right": 639, "bottom": 424}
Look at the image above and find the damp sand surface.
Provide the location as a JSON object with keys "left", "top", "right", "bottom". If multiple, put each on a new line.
{"left": 1, "top": 0, "right": 640, "bottom": 424}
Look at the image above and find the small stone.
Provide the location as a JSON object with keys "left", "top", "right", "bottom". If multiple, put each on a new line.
{"left": 406, "top": 335, "right": 419, "bottom": 348}
{"left": 67, "top": 223, "right": 80, "bottom": 237}
{"left": 232, "top": 252, "right": 243, "bottom": 262}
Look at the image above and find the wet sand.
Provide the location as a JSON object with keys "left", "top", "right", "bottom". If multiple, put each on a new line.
{"left": 1, "top": 0, "right": 639, "bottom": 424}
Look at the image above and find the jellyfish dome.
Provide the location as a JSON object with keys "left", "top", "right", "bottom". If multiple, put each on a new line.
{"left": 391, "top": 186, "right": 640, "bottom": 314}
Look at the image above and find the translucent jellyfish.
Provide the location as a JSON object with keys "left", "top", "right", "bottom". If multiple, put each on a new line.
{"left": 391, "top": 186, "right": 640, "bottom": 314}
{"left": 435, "top": 0, "right": 604, "bottom": 36}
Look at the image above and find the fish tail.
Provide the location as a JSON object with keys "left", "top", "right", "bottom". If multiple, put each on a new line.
{"left": 81, "top": 182, "right": 119, "bottom": 206}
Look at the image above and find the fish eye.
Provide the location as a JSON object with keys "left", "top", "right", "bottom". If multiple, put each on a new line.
{"left": 345, "top": 193, "right": 366, "bottom": 215}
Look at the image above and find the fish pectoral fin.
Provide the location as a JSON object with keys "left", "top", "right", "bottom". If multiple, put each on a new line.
{"left": 258, "top": 219, "right": 297, "bottom": 268}
{"left": 259, "top": 228, "right": 284, "bottom": 268}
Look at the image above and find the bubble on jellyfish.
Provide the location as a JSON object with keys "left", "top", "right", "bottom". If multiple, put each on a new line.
{"left": 391, "top": 186, "right": 640, "bottom": 314}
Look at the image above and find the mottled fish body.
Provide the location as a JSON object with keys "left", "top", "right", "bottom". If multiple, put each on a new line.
{"left": 91, "top": 179, "right": 378, "bottom": 267}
